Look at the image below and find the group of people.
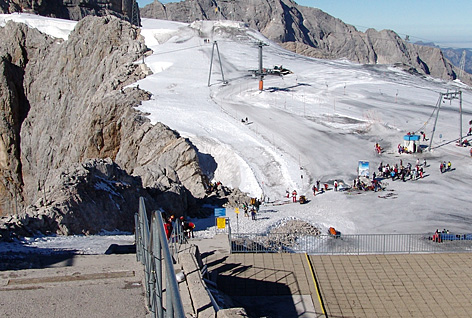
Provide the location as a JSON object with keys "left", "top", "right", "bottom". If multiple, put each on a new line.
{"left": 243, "top": 197, "right": 261, "bottom": 220}
{"left": 432, "top": 229, "right": 450, "bottom": 243}
{"left": 397, "top": 143, "right": 420, "bottom": 155}
{"left": 311, "top": 180, "right": 329, "bottom": 196}
{"left": 163, "top": 213, "right": 195, "bottom": 240}
{"left": 205, "top": 181, "right": 222, "bottom": 195}
{"left": 378, "top": 159, "right": 426, "bottom": 182}
{"left": 353, "top": 177, "right": 383, "bottom": 192}
{"left": 439, "top": 161, "right": 452, "bottom": 173}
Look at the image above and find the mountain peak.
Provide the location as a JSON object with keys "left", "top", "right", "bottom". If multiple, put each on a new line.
{"left": 141, "top": 0, "right": 471, "bottom": 84}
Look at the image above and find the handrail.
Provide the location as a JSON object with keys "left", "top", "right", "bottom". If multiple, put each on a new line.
{"left": 230, "top": 232, "right": 472, "bottom": 254}
{"left": 135, "top": 197, "right": 185, "bottom": 318}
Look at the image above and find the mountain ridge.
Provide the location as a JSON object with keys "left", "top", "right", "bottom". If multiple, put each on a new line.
{"left": 0, "top": 0, "right": 141, "bottom": 25}
{"left": 141, "top": 0, "right": 471, "bottom": 85}
{"left": 0, "top": 15, "right": 249, "bottom": 239}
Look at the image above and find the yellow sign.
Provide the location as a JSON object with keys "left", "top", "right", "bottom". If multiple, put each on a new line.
{"left": 235, "top": 207, "right": 240, "bottom": 214}
{"left": 217, "top": 217, "right": 226, "bottom": 229}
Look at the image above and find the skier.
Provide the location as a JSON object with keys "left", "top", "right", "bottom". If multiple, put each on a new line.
{"left": 447, "top": 161, "right": 452, "bottom": 171}
{"left": 292, "top": 189, "right": 297, "bottom": 203}
{"left": 334, "top": 180, "right": 338, "bottom": 191}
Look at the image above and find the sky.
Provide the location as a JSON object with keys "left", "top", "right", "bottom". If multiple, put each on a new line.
{"left": 137, "top": 0, "right": 472, "bottom": 49}
{"left": 1, "top": 14, "right": 472, "bottom": 256}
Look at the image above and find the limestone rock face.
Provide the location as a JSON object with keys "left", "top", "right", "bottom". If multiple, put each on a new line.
{"left": 0, "top": 0, "right": 140, "bottom": 25}
{"left": 0, "top": 16, "right": 216, "bottom": 239}
{"left": 141, "top": 0, "right": 471, "bottom": 84}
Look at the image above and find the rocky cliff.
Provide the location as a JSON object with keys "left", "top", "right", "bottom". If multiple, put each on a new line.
{"left": 0, "top": 16, "right": 248, "bottom": 239}
{"left": 141, "top": 0, "right": 471, "bottom": 85}
{"left": 0, "top": 0, "right": 140, "bottom": 25}
{"left": 434, "top": 47, "right": 472, "bottom": 75}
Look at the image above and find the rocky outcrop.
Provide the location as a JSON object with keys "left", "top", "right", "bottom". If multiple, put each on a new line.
{"left": 0, "top": 0, "right": 140, "bottom": 25}
{"left": 0, "top": 16, "right": 233, "bottom": 239}
{"left": 141, "top": 0, "right": 471, "bottom": 84}
{"left": 437, "top": 47, "right": 472, "bottom": 75}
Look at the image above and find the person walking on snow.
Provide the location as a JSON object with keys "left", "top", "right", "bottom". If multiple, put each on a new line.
{"left": 334, "top": 180, "right": 338, "bottom": 191}
{"left": 251, "top": 207, "right": 257, "bottom": 220}
{"left": 243, "top": 203, "right": 249, "bottom": 217}
{"left": 292, "top": 189, "right": 297, "bottom": 203}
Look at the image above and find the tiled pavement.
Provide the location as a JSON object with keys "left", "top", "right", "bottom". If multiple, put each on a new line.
{"left": 310, "top": 253, "right": 472, "bottom": 318}
{"left": 196, "top": 236, "right": 472, "bottom": 317}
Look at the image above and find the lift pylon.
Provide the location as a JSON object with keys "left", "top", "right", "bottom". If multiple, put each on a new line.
{"left": 428, "top": 90, "right": 463, "bottom": 150}
{"left": 208, "top": 41, "right": 227, "bottom": 86}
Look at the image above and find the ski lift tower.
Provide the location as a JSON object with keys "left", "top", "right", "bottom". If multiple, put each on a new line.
{"left": 208, "top": 41, "right": 227, "bottom": 86}
{"left": 429, "top": 90, "right": 463, "bottom": 150}
{"left": 255, "top": 41, "right": 268, "bottom": 90}
{"left": 459, "top": 50, "right": 466, "bottom": 78}
{"left": 131, "top": 0, "right": 141, "bottom": 26}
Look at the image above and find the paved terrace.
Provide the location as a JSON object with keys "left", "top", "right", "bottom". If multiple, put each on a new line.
{"left": 0, "top": 254, "right": 147, "bottom": 317}
{"left": 1, "top": 236, "right": 472, "bottom": 317}
{"left": 195, "top": 235, "right": 472, "bottom": 318}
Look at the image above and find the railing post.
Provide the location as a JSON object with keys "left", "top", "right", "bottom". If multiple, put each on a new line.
{"left": 135, "top": 213, "right": 140, "bottom": 262}
{"left": 227, "top": 217, "right": 232, "bottom": 252}
{"left": 383, "top": 234, "right": 386, "bottom": 255}
{"left": 152, "top": 211, "right": 186, "bottom": 318}
{"left": 153, "top": 214, "right": 163, "bottom": 318}
{"left": 408, "top": 234, "right": 411, "bottom": 254}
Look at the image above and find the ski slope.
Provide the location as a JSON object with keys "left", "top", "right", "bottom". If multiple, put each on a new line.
{"left": 136, "top": 18, "right": 472, "bottom": 235}
{"left": 1, "top": 14, "right": 472, "bottom": 249}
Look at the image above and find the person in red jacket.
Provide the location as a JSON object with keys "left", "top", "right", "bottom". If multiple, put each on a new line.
{"left": 292, "top": 189, "right": 297, "bottom": 203}
{"left": 164, "top": 216, "right": 173, "bottom": 240}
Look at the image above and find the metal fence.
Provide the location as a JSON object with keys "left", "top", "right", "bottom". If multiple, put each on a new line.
{"left": 135, "top": 197, "right": 186, "bottom": 318}
{"left": 230, "top": 232, "right": 472, "bottom": 254}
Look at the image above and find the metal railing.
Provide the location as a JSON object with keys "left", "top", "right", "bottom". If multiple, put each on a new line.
{"left": 230, "top": 232, "right": 472, "bottom": 254}
{"left": 135, "top": 197, "right": 185, "bottom": 318}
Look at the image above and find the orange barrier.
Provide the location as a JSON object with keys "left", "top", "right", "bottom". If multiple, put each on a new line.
{"left": 329, "top": 227, "right": 337, "bottom": 236}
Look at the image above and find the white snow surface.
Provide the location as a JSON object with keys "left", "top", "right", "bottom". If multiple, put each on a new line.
{"left": 1, "top": 14, "right": 472, "bottom": 254}
{"left": 0, "top": 13, "right": 76, "bottom": 40}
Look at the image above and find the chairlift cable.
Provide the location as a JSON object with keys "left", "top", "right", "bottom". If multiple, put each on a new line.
{"left": 413, "top": 97, "right": 441, "bottom": 134}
